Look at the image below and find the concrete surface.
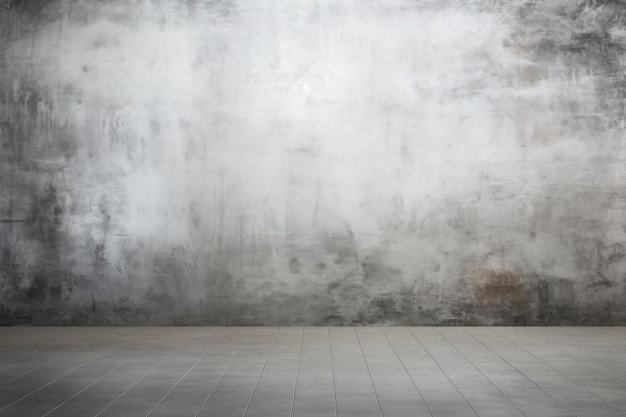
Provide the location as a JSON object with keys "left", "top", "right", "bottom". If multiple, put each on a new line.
{"left": 1, "top": 0, "right": 626, "bottom": 325}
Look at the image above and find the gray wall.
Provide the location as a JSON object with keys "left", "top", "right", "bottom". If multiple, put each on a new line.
{"left": 1, "top": 0, "right": 625, "bottom": 325}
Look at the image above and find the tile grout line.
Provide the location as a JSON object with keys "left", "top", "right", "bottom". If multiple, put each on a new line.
{"left": 380, "top": 327, "right": 434, "bottom": 417}
{"left": 145, "top": 330, "right": 225, "bottom": 417}
{"left": 490, "top": 327, "right": 626, "bottom": 415}
{"left": 406, "top": 327, "right": 481, "bottom": 417}
{"left": 542, "top": 327, "right": 626, "bottom": 366}
{"left": 241, "top": 327, "right": 281, "bottom": 417}
{"left": 193, "top": 327, "right": 258, "bottom": 417}
{"left": 94, "top": 330, "right": 201, "bottom": 417}
{"left": 462, "top": 327, "right": 580, "bottom": 417}
{"left": 1, "top": 328, "right": 118, "bottom": 386}
{"left": 566, "top": 327, "right": 626, "bottom": 346}
{"left": 0, "top": 327, "right": 94, "bottom": 368}
{"left": 0, "top": 327, "right": 61, "bottom": 356}
{"left": 0, "top": 329, "right": 137, "bottom": 413}
{"left": 516, "top": 327, "right": 626, "bottom": 387}
{"left": 5, "top": 327, "right": 623, "bottom": 417}
{"left": 327, "top": 327, "right": 339, "bottom": 417}
{"left": 41, "top": 332, "right": 171, "bottom": 417}
{"left": 433, "top": 327, "right": 529, "bottom": 417}
{"left": 352, "top": 327, "right": 384, "bottom": 417}
{"left": 289, "top": 327, "right": 305, "bottom": 417}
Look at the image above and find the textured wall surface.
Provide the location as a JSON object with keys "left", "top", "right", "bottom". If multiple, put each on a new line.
{"left": 1, "top": 0, "right": 625, "bottom": 325}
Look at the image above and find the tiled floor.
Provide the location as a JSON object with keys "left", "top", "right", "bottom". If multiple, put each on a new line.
{"left": 0, "top": 327, "right": 625, "bottom": 417}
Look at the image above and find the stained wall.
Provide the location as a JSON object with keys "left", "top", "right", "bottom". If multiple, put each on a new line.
{"left": 1, "top": 0, "right": 625, "bottom": 325}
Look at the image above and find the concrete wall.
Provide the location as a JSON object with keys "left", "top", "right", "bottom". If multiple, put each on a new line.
{"left": 1, "top": 0, "right": 625, "bottom": 325}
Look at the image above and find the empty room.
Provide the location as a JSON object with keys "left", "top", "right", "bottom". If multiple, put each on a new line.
{"left": 1, "top": 0, "right": 625, "bottom": 416}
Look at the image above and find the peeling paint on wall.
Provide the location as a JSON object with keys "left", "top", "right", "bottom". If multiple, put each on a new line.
{"left": 1, "top": 0, "right": 625, "bottom": 325}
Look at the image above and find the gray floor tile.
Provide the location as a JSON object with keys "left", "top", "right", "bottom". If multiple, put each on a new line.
{"left": 1, "top": 327, "right": 625, "bottom": 417}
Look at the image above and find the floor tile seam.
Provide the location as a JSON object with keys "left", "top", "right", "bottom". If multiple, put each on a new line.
{"left": 489, "top": 327, "right": 626, "bottom": 415}
{"left": 355, "top": 333, "right": 436, "bottom": 382}
{"left": 407, "top": 327, "right": 482, "bottom": 417}
{"left": 0, "top": 331, "right": 139, "bottom": 413}
{"left": 40, "top": 332, "right": 173, "bottom": 417}
{"left": 432, "top": 327, "right": 529, "bottom": 417}
{"left": 512, "top": 328, "right": 626, "bottom": 388}
{"left": 377, "top": 327, "right": 435, "bottom": 417}
{"left": 462, "top": 327, "right": 578, "bottom": 417}
{"left": 144, "top": 333, "right": 226, "bottom": 417}
{"left": 529, "top": 328, "right": 626, "bottom": 367}
{"left": 352, "top": 327, "right": 387, "bottom": 417}
{"left": 0, "top": 329, "right": 132, "bottom": 386}
{"left": 0, "top": 327, "right": 61, "bottom": 350}
{"left": 289, "top": 327, "right": 305, "bottom": 417}
{"left": 240, "top": 327, "right": 281, "bottom": 417}
{"left": 193, "top": 327, "right": 258, "bottom": 417}
{"left": 416, "top": 335, "right": 569, "bottom": 389}
{"left": 327, "top": 327, "right": 339, "bottom": 417}
{"left": 93, "top": 328, "right": 203, "bottom": 417}
{"left": 0, "top": 327, "right": 103, "bottom": 368}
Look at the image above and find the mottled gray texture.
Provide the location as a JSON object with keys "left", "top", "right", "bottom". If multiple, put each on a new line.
{"left": 1, "top": 0, "right": 625, "bottom": 325}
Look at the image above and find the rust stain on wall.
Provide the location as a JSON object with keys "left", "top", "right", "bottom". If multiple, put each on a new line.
{"left": 470, "top": 268, "right": 524, "bottom": 311}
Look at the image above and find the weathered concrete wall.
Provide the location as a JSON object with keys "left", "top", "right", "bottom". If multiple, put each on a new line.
{"left": 1, "top": 0, "right": 625, "bottom": 325}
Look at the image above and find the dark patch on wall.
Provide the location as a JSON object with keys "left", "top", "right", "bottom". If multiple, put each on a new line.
{"left": 7, "top": 0, "right": 52, "bottom": 13}
{"left": 472, "top": 269, "right": 524, "bottom": 311}
{"left": 288, "top": 256, "right": 300, "bottom": 274}
{"left": 511, "top": 0, "right": 626, "bottom": 120}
